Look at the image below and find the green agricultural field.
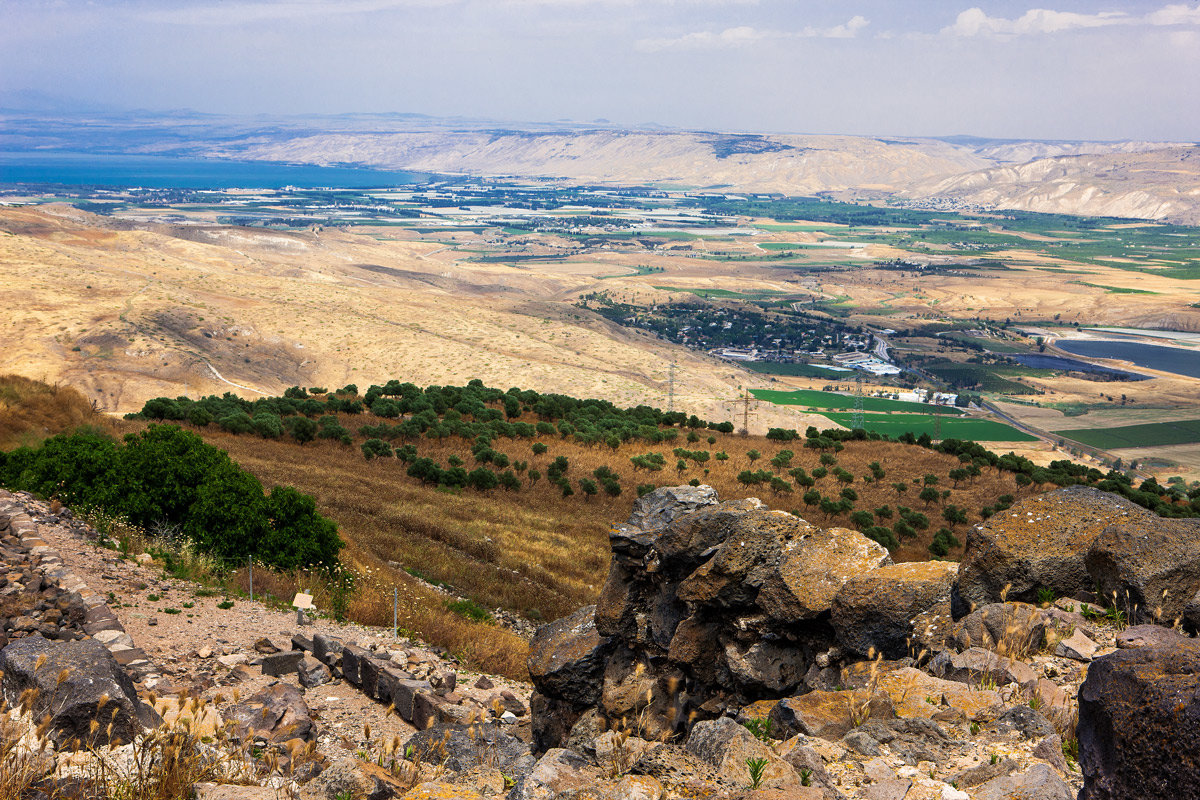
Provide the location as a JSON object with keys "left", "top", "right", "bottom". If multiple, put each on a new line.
{"left": 757, "top": 242, "right": 861, "bottom": 251}
{"left": 1069, "top": 281, "right": 1158, "bottom": 294}
{"left": 938, "top": 335, "right": 1027, "bottom": 354}
{"left": 754, "top": 223, "right": 837, "bottom": 232}
{"left": 1054, "top": 419, "right": 1200, "bottom": 449}
{"left": 920, "top": 361, "right": 1042, "bottom": 394}
{"left": 822, "top": 412, "right": 1038, "bottom": 442}
{"left": 752, "top": 389, "right": 964, "bottom": 415}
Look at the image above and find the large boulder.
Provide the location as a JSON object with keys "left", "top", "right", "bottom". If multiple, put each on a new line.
{"left": 509, "top": 748, "right": 601, "bottom": 800}
{"left": 973, "top": 763, "right": 1074, "bottom": 800}
{"left": 950, "top": 602, "right": 1047, "bottom": 659}
{"left": 528, "top": 605, "right": 610, "bottom": 708}
{"left": 224, "top": 682, "right": 315, "bottom": 743}
{"left": 406, "top": 722, "right": 531, "bottom": 775}
{"left": 626, "top": 485, "right": 720, "bottom": 533}
{"left": 957, "top": 486, "right": 1150, "bottom": 609}
{"left": 678, "top": 512, "right": 890, "bottom": 620}
{"left": 929, "top": 647, "right": 1037, "bottom": 688}
{"left": 0, "top": 636, "right": 149, "bottom": 748}
{"left": 831, "top": 561, "right": 958, "bottom": 659}
{"left": 598, "top": 646, "right": 685, "bottom": 742}
{"left": 596, "top": 499, "right": 762, "bottom": 650}
{"left": 684, "top": 716, "right": 800, "bottom": 789}
{"left": 769, "top": 690, "right": 894, "bottom": 740}
{"left": 528, "top": 605, "right": 613, "bottom": 750}
{"left": 1085, "top": 516, "right": 1200, "bottom": 629}
{"left": 1077, "top": 640, "right": 1200, "bottom": 800}
{"left": 856, "top": 665, "right": 1002, "bottom": 722}
{"left": 722, "top": 638, "right": 810, "bottom": 693}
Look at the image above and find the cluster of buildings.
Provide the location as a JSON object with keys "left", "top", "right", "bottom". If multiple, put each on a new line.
{"left": 831, "top": 351, "right": 902, "bottom": 376}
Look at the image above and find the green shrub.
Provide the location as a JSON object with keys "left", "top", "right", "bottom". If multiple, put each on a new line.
{"left": 0, "top": 425, "right": 342, "bottom": 571}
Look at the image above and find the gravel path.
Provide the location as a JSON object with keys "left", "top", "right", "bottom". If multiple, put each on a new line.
{"left": 28, "top": 500, "right": 533, "bottom": 756}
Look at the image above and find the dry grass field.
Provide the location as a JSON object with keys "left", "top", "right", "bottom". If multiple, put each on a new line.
{"left": 3, "top": 370, "right": 1045, "bottom": 678}
{"left": 156, "top": 411, "right": 1041, "bottom": 609}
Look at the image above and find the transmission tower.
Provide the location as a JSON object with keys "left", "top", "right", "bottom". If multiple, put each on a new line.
{"left": 734, "top": 386, "right": 757, "bottom": 435}
{"left": 933, "top": 408, "right": 943, "bottom": 442}
{"left": 852, "top": 374, "right": 865, "bottom": 431}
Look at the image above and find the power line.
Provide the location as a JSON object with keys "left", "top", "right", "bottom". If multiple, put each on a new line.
{"left": 667, "top": 362, "right": 676, "bottom": 414}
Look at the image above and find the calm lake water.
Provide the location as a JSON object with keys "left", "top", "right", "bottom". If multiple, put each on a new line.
{"left": 1056, "top": 339, "right": 1200, "bottom": 380}
{"left": 1012, "top": 353, "right": 1149, "bottom": 380}
{"left": 0, "top": 152, "right": 427, "bottom": 189}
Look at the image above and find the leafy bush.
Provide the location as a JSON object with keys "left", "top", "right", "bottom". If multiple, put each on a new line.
{"left": 0, "top": 425, "right": 342, "bottom": 570}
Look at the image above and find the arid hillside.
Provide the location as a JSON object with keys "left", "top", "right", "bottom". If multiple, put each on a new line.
{"left": 202, "top": 130, "right": 993, "bottom": 194}
{"left": 0, "top": 204, "right": 826, "bottom": 432}
{"left": 906, "top": 146, "right": 1200, "bottom": 225}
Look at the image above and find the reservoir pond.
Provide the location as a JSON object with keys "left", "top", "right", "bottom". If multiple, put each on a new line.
{"left": 1055, "top": 339, "right": 1200, "bottom": 380}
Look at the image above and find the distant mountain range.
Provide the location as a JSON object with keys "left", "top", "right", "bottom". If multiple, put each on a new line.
{"left": 3, "top": 106, "right": 1198, "bottom": 224}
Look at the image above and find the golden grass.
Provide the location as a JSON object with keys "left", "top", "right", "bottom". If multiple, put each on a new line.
{"left": 139, "top": 410, "right": 1039, "bottom": 679}
{"left": 0, "top": 375, "right": 112, "bottom": 450}
{"left": 1, "top": 369, "right": 1037, "bottom": 679}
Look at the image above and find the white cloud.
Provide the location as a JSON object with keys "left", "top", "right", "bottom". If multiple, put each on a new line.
{"left": 1147, "top": 3, "right": 1200, "bottom": 25}
{"left": 943, "top": 3, "right": 1200, "bottom": 38}
{"left": 943, "top": 7, "right": 1126, "bottom": 37}
{"left": 636, "top": 15, "right": 868, "bottom": 52}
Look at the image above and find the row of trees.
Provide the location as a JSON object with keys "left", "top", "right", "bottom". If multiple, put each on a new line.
{"left": 131, "top": 380, "right": 735, "bottom": 450}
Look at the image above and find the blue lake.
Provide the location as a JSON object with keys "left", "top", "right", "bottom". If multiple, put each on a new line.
{"left": 0, "top": 151, "right": 428, "bottom": 189}
{"left": 1012, "top": 353, "right": 1149, "bottom": 380}
{"left": 1056, "top": 339, "right": 1200, "bottom": 380}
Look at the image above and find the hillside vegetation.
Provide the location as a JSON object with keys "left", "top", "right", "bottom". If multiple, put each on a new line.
{"left": 126, "top": 381, "right": 1198, "bottom": 613}
{"left": 7, "top": 375, "right": 1199, "bottom": 679}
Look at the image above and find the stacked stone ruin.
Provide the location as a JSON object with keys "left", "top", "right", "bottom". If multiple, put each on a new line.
{"left": 528, "top": 484, "right": 1200, "bottom": 799}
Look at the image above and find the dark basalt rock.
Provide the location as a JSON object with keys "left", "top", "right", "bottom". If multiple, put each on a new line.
{"left": 0, "top": 635, "right": 148, "bottom": 749}
{"left": 1077, "top": 640, "right": 1200, "bottom": 800}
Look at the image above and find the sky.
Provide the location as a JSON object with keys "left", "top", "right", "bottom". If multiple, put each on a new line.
{"left": 2, "top": 1, "right": 1199, "bottom": 140}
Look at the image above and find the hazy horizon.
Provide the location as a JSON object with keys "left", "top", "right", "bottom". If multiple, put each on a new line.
{"left": 3, "top": 1, "right": 1199, "bottom": 142}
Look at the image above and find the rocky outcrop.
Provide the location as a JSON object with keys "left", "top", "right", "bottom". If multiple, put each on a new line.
{"left": 1077, "top": 640, "right": 1200, "bottom": 800}
{"left": 537, "top": 487, "right": 896, "bottom": 742}
{"left": 957, "top": 487, "right": 1150, "bottom": 608}
{"left": 1085, "top": 515, "right": 1200, "bottom": 629}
